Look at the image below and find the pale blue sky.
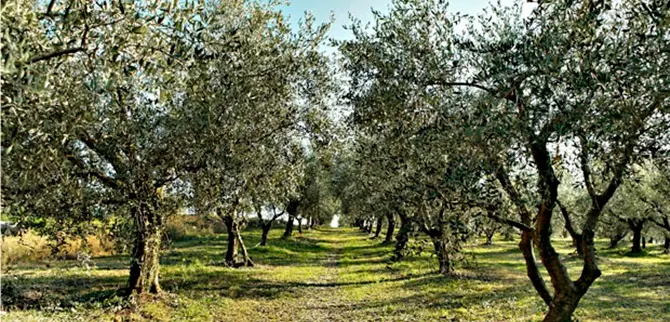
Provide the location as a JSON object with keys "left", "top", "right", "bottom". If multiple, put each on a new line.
{"left": 279, "top": 0, "right": 527, "bottom": 43}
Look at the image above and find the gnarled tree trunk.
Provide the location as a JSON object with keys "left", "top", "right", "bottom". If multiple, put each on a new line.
{"left": 223, "top": 214, "right": 239, "bottom": 266}
{"left": 394, "top": 211, "right": 412, "bottom": 260}
{"left": 127, "top": 204, "right": 163, "bottom": 295}
{"left": 431, "top": 236, "right": 452, "bottom": 275}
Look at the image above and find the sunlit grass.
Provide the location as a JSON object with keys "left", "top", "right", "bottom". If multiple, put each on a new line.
{"left": 4, "top": 228, "right": 669, "bottom": 321}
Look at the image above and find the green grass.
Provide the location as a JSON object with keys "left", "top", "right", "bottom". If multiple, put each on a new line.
{"left": 3, "top": 228, "right": 669, "bottom": 321}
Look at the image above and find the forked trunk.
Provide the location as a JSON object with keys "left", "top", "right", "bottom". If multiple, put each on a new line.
{"left": 373, "top": 216, "right": 383, "bottom": 238}
{"left": 544, "top": 293, "right": 583, "bottom": 322}
{"left": 384, "top": 213, "right": 395, "bottom": 244}
{"left": 127, "top": 205, "right": 163, "bottom": 295}
{"left": 282, "top": 200, "right": 299, "bottom": 239}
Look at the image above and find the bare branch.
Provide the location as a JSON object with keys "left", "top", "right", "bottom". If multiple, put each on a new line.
{"left": 577, "top": 133, "right": 597, "bottom": 203}
{"left": 556, "top": 199, "right": 579, "bottom": 238}
{"left": 28, "top": 47, "right": 84, "bottom": 64}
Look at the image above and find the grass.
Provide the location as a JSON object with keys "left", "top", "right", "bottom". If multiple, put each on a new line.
{"left": 2, "top": 228, "right": 669, "bottom": 321}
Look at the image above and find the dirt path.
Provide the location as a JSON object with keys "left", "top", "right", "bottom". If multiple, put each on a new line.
{"left": 296, "top": 230, "right": 351, "bottom": 321}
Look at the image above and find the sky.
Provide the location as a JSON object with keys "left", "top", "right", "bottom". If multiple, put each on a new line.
{"left": 278, "top": 0, "right": 532, "bottom": 44}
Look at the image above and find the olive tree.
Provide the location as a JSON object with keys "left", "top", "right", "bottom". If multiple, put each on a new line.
{"left": 180, "top": 3, "right": 335, "bottom": 257}
{"left": 338, "top": 0, "right": 669, "bottom": 320}
{"left": 2, "top": 0, "right": 209, "bottom": 295}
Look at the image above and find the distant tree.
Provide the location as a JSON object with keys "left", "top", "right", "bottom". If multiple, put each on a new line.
{"left": 183, "top": 5, "right": 334, "bottom": 263}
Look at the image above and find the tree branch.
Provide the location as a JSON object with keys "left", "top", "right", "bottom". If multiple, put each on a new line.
{"left": 66, "top": 154, "right": 121, "bottom": 190}
{"left": 28, "top": 47, "right": 84, "bottom": 64}
{"left": 487, "top": 213, "right": 533, "bottom": 232}
{"left": 649, "top": 216, "right": 670, "bottom": 231}
{"left": 425, "top": 80, "right": 495, "bottom": 95}
{"left": 494, "top": 164, "right": 532, "bottom": 224}
{"left": 556, "top": 199, "right": 579, "bottom": 238}
{"left": 578, "top": 133, "right": 598, "bottom": 203}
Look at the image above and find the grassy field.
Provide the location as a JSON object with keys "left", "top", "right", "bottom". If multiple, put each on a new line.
{"left": 2, "top": 228, "right": 669, "bottom": 321}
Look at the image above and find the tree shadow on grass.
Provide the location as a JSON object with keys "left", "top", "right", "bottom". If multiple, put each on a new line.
{"left": 2, "top": 273, "right": 127, "bottom": 310}
{"left": 166, "top": 268, "right": 435, "bottom": 301}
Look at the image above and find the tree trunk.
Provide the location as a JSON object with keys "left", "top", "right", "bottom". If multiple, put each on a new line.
{"left": 127, "top": 206, "right": 163, "bottom": 295}
{"left": 543, "top": 293, "right": 583, "bottom": 322}
{"left": 384, "top": 213, "right": 395, "bottom": 244}
{"left": 557, "top": 200, "right": 583, "bottom": 257}
{"left": 485, "top": 231, "right": 495, "bottom": 246}
{"left": 260, "top": 224, "right": 271, "bottom": 246}
{"left": 573, "top": 234, "right": 584, "bottom": 257}
{"left": 502, "top": 227, "right": 515, "bottom": 241}
{"left": 393, "top": 212, "right": 412, "bottom": 260}
{"left": 283, "top": 215, "right": 294, "bottom": 239}
{"left": 297, "top": 217, "right": 303, "bottom": 234}
{"left": 630, "top": 222, "right": 643, "bottom": 253}
{"left": 664, "top": 236, "right": 669, "bottom": 254}
{"left": 373, "top": 216, "right": 383, "bottom": 238}
{"left": 282, "top": 199, "right": 299, "bottom": 239}
{"left": 223, "top": 215, "right": 239, "bottom": 266}
{"left": 432, "top": 237, "right": 452, "bottom": 275}
{"left": 236, "top": 229, "right": 254, "bottom": 267}
{"left": 642, "top": 236, "right": 646, "bottom": 249}
{"left": 608, "top": 231, "right": 627, "bottom": 249}
{"left": 310, "top": 217, "right": 316, "bottom": 229}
